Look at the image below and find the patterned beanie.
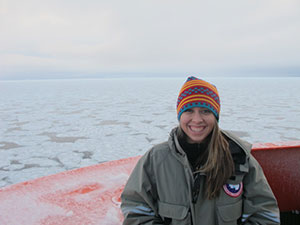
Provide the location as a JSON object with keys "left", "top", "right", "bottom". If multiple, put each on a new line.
{"left": 177, "top": 76, "right": 220, "bottom": 120}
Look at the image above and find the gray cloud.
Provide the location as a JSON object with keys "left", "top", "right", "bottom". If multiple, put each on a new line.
{"left": 1, "top": 0, "right": 300, "bottom": 79}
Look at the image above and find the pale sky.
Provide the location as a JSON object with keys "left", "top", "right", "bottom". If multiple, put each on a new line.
{"left": 0, "top": 0, "right": 299, "bottom": 79}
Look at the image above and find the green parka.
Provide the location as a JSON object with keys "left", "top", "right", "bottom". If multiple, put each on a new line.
{"left": 121, "top": 128, "right": 280, "bottom": 225}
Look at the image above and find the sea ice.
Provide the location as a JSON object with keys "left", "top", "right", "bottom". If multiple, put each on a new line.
{"left": 0, "top": 77, "right": 299, "bottom": 187}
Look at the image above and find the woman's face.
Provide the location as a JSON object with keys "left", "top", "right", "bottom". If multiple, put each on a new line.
{"left": 179, "top": 107, "right": 216, "bottom": 144}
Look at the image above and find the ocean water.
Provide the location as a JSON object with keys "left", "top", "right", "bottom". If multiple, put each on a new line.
{"left": 0, "top": 77, "right": 299, "bottom": 187}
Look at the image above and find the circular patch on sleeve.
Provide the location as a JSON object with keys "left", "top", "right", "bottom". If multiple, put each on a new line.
{"left": 223, "top": 182, "right": 243, "bottom": 197}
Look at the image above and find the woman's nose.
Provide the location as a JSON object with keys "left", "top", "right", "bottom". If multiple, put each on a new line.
{"left": 192, "top": 111, "right": 204, "bottom": 122}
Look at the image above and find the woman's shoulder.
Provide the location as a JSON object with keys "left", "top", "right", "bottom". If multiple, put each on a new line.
{"left": 149, "top": 141, "right": 171, "bottom": 158}
{"left": 140, "top": 141, "right": 174, "bottom": 167}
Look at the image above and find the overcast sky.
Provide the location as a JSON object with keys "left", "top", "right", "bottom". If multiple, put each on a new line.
{"left": 0, "top": 0, "right": 299, "bottom": 79}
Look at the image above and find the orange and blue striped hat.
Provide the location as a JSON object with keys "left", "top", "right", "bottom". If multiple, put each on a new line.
{"left": 177, "top": 76, "right": 220, "bottom": 120}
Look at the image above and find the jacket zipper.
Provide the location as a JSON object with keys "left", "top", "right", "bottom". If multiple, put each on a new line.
{"left": 214, "top": 198, "right": 219, "bottom": 225}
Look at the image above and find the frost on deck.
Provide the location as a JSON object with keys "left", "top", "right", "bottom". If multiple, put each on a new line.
{"left": 0, "top": 157, "right": 140, "bottom": 225}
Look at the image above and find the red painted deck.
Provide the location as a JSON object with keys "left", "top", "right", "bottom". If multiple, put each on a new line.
{"left": 0, "top": 141, "right": 299, "bottom": 224}
{"left": 0, "top": 157, "right": 140, "bottom": 225}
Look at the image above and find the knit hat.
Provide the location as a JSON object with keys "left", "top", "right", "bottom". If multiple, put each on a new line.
{"left": 177, "top": 76, "right": 220, "bottom": 120}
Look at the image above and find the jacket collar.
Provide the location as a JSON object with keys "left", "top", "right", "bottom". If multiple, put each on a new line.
{"left": 168, "top": 127, "right": 251, "bottom": 173}
{"left": 221, "top": 130, "right": 252, "bottom": 156}
{"left": 168, "top": 127, "right": 184, "bottom": 155}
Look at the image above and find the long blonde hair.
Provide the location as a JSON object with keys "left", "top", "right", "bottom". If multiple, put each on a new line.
{"left": 178, "top": 120, "right": 234, "bottom": 199}
{"left": 199, "top": 120, "right": 234, "bottom": 199}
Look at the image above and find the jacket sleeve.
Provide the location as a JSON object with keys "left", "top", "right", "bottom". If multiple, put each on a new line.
{"left": 241, "top": 155, "right": 280, "bottom": 225}
{"left": 121, "top": 151, "right": 164, "bottom": 225}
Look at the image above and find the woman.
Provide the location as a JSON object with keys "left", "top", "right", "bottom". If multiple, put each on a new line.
{"left": 121, "top": 76, "right": 280, "bottom": 225}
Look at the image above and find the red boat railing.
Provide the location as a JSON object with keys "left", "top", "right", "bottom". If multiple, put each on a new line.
{"left": 252, "top": 141, "right": 300, "bottom": 212}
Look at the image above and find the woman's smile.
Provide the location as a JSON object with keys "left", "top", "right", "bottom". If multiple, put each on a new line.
{"left": 189, "top": 125, "right": 206, "bottom": 134}
{"left": 180, "top": 107, "right": 215, "bottom": 143}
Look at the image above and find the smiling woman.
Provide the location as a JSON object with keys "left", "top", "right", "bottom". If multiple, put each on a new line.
{"left": 121, "top": 76, "right": 280, "bottom": 225}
